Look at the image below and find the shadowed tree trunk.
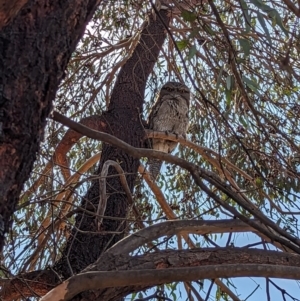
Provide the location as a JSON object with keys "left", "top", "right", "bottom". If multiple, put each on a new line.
{"left": 53, "top": 8, "right": 170, "bottom": 292}
{"left": 0, "top": 4, "right": 171, "bottom": 301}
{"left": 0, "top": 0, "right": 29, "bottom": 29}
{"left": 0, "top": 0, "right": 102, "bottom": 252}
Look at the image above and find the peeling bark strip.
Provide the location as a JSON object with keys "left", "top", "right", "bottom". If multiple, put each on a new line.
{"left": 53, "top": 9, "right": 171, "bottom": 282}
{"left": 0, "top": 0, "right": 102, "bottom": 251}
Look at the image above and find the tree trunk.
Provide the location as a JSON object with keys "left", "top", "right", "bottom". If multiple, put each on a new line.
{"left": 0, "top": 4, "right": 170, "bottom": 300}
{"left": 0, "top": 0, "right": 29, "bottom": 29}
{"left": 0, "top": 0, "right": 101, "bottom": 251}
{"left": 54, "top": 9, "right": 170, "bottom": 288}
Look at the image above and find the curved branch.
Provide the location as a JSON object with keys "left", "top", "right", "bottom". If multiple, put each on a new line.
{"left": 97, "top": 160, "right": 134, "bottom": 229}
{"left": 282, "top": 0, "right": 300, "bottom": 17}
{"left": 42, "top": 257, "right": 300, "bottom": 301}
{"left": 4, "top": 246, "right": 300, "bottom": 301}
{"left": 104, "top": 219, "right": 255, "bottom": 256}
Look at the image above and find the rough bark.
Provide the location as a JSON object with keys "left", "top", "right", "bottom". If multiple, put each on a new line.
{"left": 0, "top": 0, "right": 101, "bottom": 251}
{"left": 3, "top": 248, "right": 300, "bottom": 301}
{"left": 1, "top": 269, "right": 59, "bottom": 301}
{"left": 0, "top": 0, "right": 28, "bottom": 29}
{"left": 74, "top": 247, "right": 300, "bottom": 301}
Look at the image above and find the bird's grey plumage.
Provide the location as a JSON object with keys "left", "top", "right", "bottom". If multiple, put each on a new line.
{"left": 147, "top": 81, "right": 190, "bottom": 180}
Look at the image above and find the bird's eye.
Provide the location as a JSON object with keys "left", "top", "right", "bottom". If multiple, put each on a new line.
{"left": 166, "top": 87, "right": 173, "bottom": 91}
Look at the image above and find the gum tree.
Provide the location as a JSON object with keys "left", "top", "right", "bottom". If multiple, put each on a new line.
{"left": 1, "top": 1, "right": 300, "bottom": 301}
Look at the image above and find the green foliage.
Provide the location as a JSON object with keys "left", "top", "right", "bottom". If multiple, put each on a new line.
{"left": 4, "top": 0, "right": 300, "bottom": 300}
{"left": 181, "top": 10, "right": 197, "bottom": 22}
{"left": 239, "top": 38, "right": 251, "bottom": 57}
{"left": 176, "top": 39, "right": 188, "bottom": 50}
{"left": 249, "top": 0, "right": 288, "bottom": 35}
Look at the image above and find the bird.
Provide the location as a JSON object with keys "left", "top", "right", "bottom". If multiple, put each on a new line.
{"left": 147, "top": 81, "right": 190, "bottom": 180}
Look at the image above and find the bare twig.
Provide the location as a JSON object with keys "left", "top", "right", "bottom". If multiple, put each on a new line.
{"left": 97, "top": 160, "right": 133, "bottom": 229}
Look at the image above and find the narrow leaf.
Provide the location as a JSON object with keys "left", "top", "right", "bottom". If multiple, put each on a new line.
{"left": 241, "top": 0, "right": 251, "bottom": 32}
{"left": 243, "top": 76, "right": 259, "bottom": 94}
{"left": 225, "top": 88, "right": 232, "bottom": 104}
{"left": 239, "top": 39, "right": 250, "bottom": 56}
{"left": 268, "top": 9, "right": 289, "bottom": 36}
{"left": 176, "top": 40, "right": 188, "bottom": 51}
{"left": 257, "top": 11, "right": 272, "bottom": 45}
{"left": 203, "top": 24, "right": 215, "bottom": 35}
{"left": 226, "top": 75, "right": 232, "bottom": 90}
{"left": 188, "top": 45, "right": 197, "bottom": 60}
{"left": 250, "top": 0, "right": 288, "bottom": 35}
{"left": 216, "top": 65, "right": 225, "bottom": 91}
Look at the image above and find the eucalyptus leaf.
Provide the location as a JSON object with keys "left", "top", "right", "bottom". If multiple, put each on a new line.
{"left": 240, "top": 0, "right": 251, "bottom": 33}
{"left": 243, "top": 76, "right": 259, "bottom": 94}
{"left": 188, "top": 45, "right": 197, "bottom": 60}
{"left": 226, "top": 75, "right": 233, "bottom": 90}
{"left": 176, "top": 40, "right": 188, "bottom": 50}
{"left": 257, "top": 11, "right": 272, "bottom": 45}
{"left": 250, "top": 0, "right": 288, "bottom": 35}
{"left": 216, "top": 65, "right": 225, "bottom": 91}
{"left": 239, "top": 38, "right": 250, "bottom": 56}
{"left": 181, "top": 10, "right": 197, "bottom": 22}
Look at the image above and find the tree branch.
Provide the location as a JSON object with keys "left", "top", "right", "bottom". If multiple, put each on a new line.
{"left": 0, "top": 220, "right": 255, "bottom": 301}
{"left": 51, "top": 110, "right": 300, "bottom": 254}
{"left": 102, "top": 219, "right": 255, "bottom": 257}
{"left": 40, "top": 245, "right": 300, "bottom": 301}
